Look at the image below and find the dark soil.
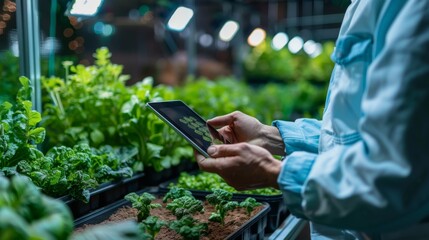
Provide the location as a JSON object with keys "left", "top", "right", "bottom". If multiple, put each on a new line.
{"left": 76, "top": 198, "right": 265, "bottom": 240}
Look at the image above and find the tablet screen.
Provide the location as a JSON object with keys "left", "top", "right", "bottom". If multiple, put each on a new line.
{"left": 147, "top": 101, "right": 225, "bottom": 157}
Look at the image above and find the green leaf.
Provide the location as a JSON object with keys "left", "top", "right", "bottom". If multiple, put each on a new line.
{"left": 28, "top": 127, "right": 46, "bottom": 144}
{"left": 17, "top": 77, "right": 31, "bottom": 101}
{"left": 90, "top": 129, "right": 105, "bottom": 145}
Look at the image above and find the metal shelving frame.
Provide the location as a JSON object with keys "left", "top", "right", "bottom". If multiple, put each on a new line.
{"left": 16, "top": 0, "right": 41, "bottom": 112}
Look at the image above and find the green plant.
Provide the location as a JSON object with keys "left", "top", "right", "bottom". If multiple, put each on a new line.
{"left": 175, "top": 77, "right": 256, "bottom": 120}
{"left": 162, "top": 186, "right": 193, "bottom": 203}
{"left": 168, "top": 215, "right": 208, "bottom": 240}
{"left": 139, "top": 216, "right": 166, "bottom": 239}
{"left": 1, "top": 78, "right": 134, "bottom": 202}
{"left": 170, "top": 172, "right": 282, "bottom": 196}
{"left": 239, "top": 197, "right": 262, "bottom": 215}
{"left": 166, "top": 195, "right": 204, "bottom": 219}
{"left": 0, "top": 77, "right": 45, "bottom": 171}
{"left": 0, "top": 51, "right": 20, "bottom": 104}
{"left": 120, "top": 79, "right": 193, "bottom": 172}
{"left": 206, "top": 189, "right": 239, "bottom": 225}
{"left": 16, "top": 144, "right": 133, "bottom": 202}
{"left": 0, "top": 175, "right": 73, "bottom": 240}
{"left": 125, "top": 192, "right": 162, "bottom": 222}
{"left": 42, "top": 47, "right": 131, "bottom": 149}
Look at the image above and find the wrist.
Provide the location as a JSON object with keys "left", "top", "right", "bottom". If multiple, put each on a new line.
{"left": 265, "top": 156, "right": 282, "bottom": 189}
{"left": 259, "top": 125, "right": 286, "bottom": 156}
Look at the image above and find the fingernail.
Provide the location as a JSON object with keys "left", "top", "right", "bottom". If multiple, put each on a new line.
{"left": 208, "top": 146, "right": 216, "bottom": 155}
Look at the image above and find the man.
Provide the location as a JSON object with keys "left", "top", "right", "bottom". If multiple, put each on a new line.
{"left": 196, "top": 0, "right": 429, "bottom": 239}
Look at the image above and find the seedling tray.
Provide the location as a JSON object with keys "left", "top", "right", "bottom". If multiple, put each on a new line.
{"left": 59, "top": 172, "right": 146, "bottom": 219}
{"left": 158, "top": 172, "right": 288, "bottom": 233}
{"left": 74, "top": 187, "right": 270, "bottom": 240}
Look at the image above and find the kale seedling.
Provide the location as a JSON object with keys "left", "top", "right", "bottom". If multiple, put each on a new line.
{"left": 206, "top": 189, "right": 238, "bottom": 225}
{"left": 125, "top": 192, "right": 161, "bottom": 222}
{"left": 239, "top": 197, "right": 261, "bottom": 215}
{"left": 166, "top": 196, "right": 204, "bottom": 219}
{"left": 163, "top": 186, "right": 193, "bottom": 203}
{"left": 139, "top": 216, "right": 166, "bottom": 239}
{"left": 169, "top": 215, "right": 208, "bottom": 240}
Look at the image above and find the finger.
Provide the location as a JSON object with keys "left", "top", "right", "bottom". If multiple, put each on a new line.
{"left": 217, "top": 126, "right": 235, "bottom": 143}
{"left": 197, "top": 157, "right": 225, "bottom": 173}
{"left": 207, "top": 112, "right": 236, "bottom": 128}
{"left": 194, "top": 150, "right": 206, "bottom": 162}
{"left": 207, "top": 143, "right": 247, "bottom": 158}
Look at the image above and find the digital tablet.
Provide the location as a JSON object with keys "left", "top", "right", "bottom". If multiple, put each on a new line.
{"left": 146, "top": 100, "right": 229, "bottom": 158}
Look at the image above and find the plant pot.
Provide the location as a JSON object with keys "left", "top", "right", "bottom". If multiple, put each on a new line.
{"left": 74, "top": 188, "right": 270, "bottom": 240}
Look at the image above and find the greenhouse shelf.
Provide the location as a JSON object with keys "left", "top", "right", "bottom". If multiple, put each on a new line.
{"left": 158, "top": 172, "right": 289, "bottom": 233}
{"left": 268, "top": 215, "right": 307, "bottom": 240}
{"left": 74, "top": 187, "right": 271, "bottom": 240}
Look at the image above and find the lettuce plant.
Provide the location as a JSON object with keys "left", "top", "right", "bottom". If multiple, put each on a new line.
{"left": 206, "top": 189, "right": 238, "bottom": 225}
{"left": 239, "top": 197, "right": 262, "bottom": 215}
{"left": 0, "top": 175, "right": 73, "bottom": 240}
{"left": 125, "top": 192, "right": 161, "bottom": 222}
{"left": 169, "top": 215, "right": 208, "bottom": 240}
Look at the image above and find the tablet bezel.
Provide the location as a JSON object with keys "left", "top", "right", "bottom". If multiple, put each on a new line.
{"left": 146, "top": 100, "right": 214, "bottom": 158}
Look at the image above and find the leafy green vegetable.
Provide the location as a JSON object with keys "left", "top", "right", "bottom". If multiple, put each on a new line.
{"left": 0, "top": 51, "right": 20, "bottom": 104}
{"left": 0, "top": 77, "right": 45, "bottom": 170}
{"left": 41, "top": 47, "right": 131, "bottom": 149}
{"left": 119, "top": 78, "right": 192, "bottom": 172}
{"left": 166, "top": 195, "right": 204, "bottom": 219}
{"left": 125, "top": 192, "right": 162, "bottom": 222}
{"left": 16, "top": 144, "right": 133, "bottom": 202}
{"left": 170, "top": 172, "right": 282, "bottom": 196}
{"left": 162, "top": 186, "right": 192, "bottom": 203}
{"left": 139, "top": 216, "right": 166, "bottom": 239}
{"left": 206, "top": 189, "right": 239, "bottom": 225}
{"left": 239, "top": 197, "right": 262, "bottom": 215}
{"left": 0, "top": 175, "right": 73, "bottom": 240}
{"left": 168, "top": 215, "right": 208, "bottom": 240}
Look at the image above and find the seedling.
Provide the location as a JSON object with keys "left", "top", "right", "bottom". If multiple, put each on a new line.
{"left": 169, "top": 215, "right": 208, "bottom": 240}
{"left": 166, "top": 195, "right": 204, "bottom": 219}
{"left": 239, "top": 197, "right": 261, "bottom": 215}
{"left": 206, "top": 189, "right": 238, "bottom": 225}
{"left": 139, "top": 216, "right": 166, "bottom": 239}
{"left": 125, "top": 192, "right": 161, "bottom": 221}
{"left": 163, "top": 186, "right": 192, "bottom": 203}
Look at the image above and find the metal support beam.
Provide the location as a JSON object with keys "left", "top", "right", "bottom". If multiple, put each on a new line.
{"left": 185, "top": 0, "right": 196, "bottom": 77}
{"left": 16, "top": 0, "right": 41, "bottom": 112}
{"left": 232, "top": 3, "right": 244, "bottom": 79}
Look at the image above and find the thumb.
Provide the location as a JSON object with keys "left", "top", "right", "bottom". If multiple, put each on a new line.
{"left": 207, "top": 144, "right": 243, "bottom": 158}
{"left": 197, "top": 157, "right": 222, "bottom": 173}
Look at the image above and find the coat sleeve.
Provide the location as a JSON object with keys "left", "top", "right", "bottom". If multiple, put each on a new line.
{"left": 272, "top": 118, "right": 322, "bottom": 155}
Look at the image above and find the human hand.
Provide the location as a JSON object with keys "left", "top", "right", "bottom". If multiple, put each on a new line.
{"left": 208, "top": 111, "right": 285, "bottom": 155}
{"left": 195, "top": 143, "right": 282, "bottom": 190}
{"left": 207, "top": 111, "right": 264, "bottom": 144}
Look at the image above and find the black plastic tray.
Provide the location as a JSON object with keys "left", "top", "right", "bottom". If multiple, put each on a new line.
{"left": 158, "top": 172, "right": 289, "bottom": 233}
{"left": 74, "top": 187, "right": 270, "bottom": 240}
{"left": 59, "top": 172, "right": 146, "bottom": 219}
{"left": 61, "top": 158, "right": 198, "bottom": 219}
